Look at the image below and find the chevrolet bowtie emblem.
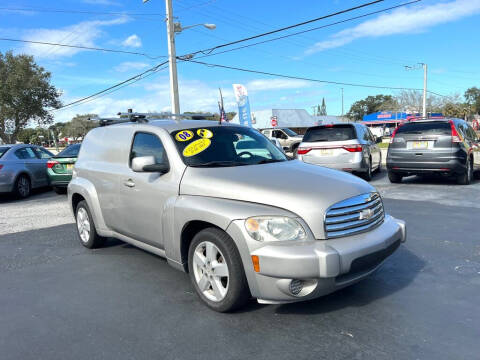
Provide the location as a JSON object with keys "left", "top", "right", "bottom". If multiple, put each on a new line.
{"left": 359, "top": 208, "right": 374, "bottom": 220}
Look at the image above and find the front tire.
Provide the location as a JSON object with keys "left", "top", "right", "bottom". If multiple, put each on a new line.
{"left": 75, "top": 200, "right": 105, "bottom": 249}
{"left": 188, "top": 227, "right": 249, "bottom": 312}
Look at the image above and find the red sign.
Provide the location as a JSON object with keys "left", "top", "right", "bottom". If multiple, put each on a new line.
{"left": 271, "top": 116, "right": 278, "bottom": 127}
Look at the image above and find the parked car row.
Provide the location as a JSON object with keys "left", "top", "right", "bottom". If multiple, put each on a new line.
{"left": 281, "top": 118, "right": 479, "bottom": 185}
{"left": 0, "top": 143, "right": 80, "bottom": 198}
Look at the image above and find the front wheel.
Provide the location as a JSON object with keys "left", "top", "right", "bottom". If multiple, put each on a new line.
{"left": 188, "top": 228, "right": 249, "bottom": 312}
{"left": 75, "top": 200, "right": 105, "bottom": 249}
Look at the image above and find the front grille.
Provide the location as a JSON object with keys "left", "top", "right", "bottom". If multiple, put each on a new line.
{"left": 325, "top": 192, "right": 384, "bottom": 239}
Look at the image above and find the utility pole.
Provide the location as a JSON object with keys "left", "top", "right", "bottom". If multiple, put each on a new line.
{"left": 165, "top": 0, "right": 180, "bottom": 114}
{"left": 341, "top": 88, "right": 344, "bottom": 117}
{"left": 421, "top": 63, "right": 427, "bottom": 118}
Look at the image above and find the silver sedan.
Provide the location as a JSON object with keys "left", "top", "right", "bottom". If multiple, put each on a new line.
{"left": 0, "top": 144, "right": 53, "bottom": 198}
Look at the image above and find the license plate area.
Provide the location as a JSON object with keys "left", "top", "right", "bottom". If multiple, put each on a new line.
{"left": 408, "top": 141, "right": 430, "bottom": 150}
{"left": 314, "top": 149, "right": 334, "bottom": 156}
{"left": 66, "top": 164, "right": 74, "bottom": 170}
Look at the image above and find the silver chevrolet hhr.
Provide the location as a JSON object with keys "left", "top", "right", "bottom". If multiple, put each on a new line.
{"left": 68, "top": 118, "right": 406, "bottom": 312}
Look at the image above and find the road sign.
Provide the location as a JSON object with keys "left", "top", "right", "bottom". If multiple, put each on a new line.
{"left": 271, "top": 116, "right": 278, "bottom": 127}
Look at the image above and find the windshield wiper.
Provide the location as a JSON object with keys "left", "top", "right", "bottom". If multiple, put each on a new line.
{"left": 256, "top": 159, "right": 286, "bottom": 165}
{"left": 189, "top": 161, "right": 248, "bottom": 168}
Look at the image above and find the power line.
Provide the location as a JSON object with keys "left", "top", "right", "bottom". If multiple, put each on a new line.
{"left": 187, "top": 0, "right": 421, "bottom": 61}
{"left": 186, "top": 0, "right": 385, "bottom": 57}
{"left": 54, "top": 61, "right": 169, "bottom": 110}
{"left": 180, "top": 58, "right": 447, "bottom": 96}
{"left": 0, "top": 38, "right": 166, "bottom": 59}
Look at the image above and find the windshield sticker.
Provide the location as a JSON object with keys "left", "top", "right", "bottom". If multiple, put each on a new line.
{"left": 175, "top": 130, "right": 194, "bottom": 142}
{"left": 183, "top": 138, "right": 211, "bottom": 157}
{"left": 197, "top": 129, "right": 213, "bottom": 139}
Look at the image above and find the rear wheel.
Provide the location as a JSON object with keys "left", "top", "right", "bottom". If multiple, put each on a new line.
{"left": 188, "top": 227, "right": 249, "bottom": 312}
{"left": 75, "top": 200, "right": 105, "bottom": 249}
{"left": 457, "top": 157, "right": 473, "bottom": 185}
{"left": 388, "top": 171, "right": 403, "bottom": 183}
{"left": 14, "top": 174, "right": 31, "bottom": 198}
{"left": 362, "top": 158, "right": 372, "bottom": 181}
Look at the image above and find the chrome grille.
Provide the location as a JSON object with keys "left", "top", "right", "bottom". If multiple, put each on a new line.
{"left": 325, "top": 192, "right": 384, "bottom": 239}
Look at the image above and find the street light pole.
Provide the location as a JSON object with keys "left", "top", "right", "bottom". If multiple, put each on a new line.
{"left": 165, "top": 0, "right": 180, "bottom": 114}
{"left": 421, "top": 63, "right": 428, "bottom": 118}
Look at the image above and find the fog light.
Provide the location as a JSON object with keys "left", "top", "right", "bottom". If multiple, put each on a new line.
{"left": 289, "top": 279, "right": 304, "bottom": 295}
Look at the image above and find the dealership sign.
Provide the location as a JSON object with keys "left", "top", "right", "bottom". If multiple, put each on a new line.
{"left": 232, "top": 84, "right": 252, "bottom": 127}
{"left": 271, "top": 116, "right": 278, "bottom": 127}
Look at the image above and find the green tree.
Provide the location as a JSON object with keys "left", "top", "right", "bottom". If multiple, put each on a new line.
{"left": 347, "top": 94, "right": 396, "bottom": 121}
{"left": 0, "top": 51, "right": 61, "bottom": 143}
{"left": 464, "top": 87, "right": 480, "bottom": 115}
{"left": 319, "top": 98, "right": 327, "bottom": 116}
{"left": 63, "top": 114, "right": 98, "bottom": 141}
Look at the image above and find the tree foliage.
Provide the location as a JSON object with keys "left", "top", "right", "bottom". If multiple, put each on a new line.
{"left": 347, "top": 95, "right": 396, "bottom": 121}
{"left": 62, "top": 114, "right": 98, "bottom": 140}
{"left": 464, "top": 87, "right": 480, "bottom": 115}
{"left": 0, "top": 51, "right": 61, "bottom": 143}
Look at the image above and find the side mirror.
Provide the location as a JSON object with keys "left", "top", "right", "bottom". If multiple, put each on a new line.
{"left": 132, "top": 156, "right": 169, "bottom": 173}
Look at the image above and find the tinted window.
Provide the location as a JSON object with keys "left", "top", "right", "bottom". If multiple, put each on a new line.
{"left": 15, "top": 147, "right": 37, "bottom": 159}
{"left": 303, "top": 125, "right": 356, "bottom": 142}
{"left": 396, "top": 122, "right": 451, "bottom": 135}
{"left": 34, "top": 147, "right": 53, "bottom": 159}
{"left": 283, "top": 128, "right": 297, "bottom": 137}
{"left": 272, "top": 130, "right": 286, "bottom": 139}
{"left": 0, "top": 146, "right": 10, "bottom": 158}
{"left": 130, "top": 132, "right": 167, "bottom": 165}
{"left": 56, "top": 144, "right": 81, "bottom": 158}
{"left": 171, "top": 126, "right": 287, "bottom": 167}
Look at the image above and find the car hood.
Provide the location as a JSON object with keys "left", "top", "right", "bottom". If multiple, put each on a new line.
{"left": 180, "top": 160, "right": 375, "bottom": 239}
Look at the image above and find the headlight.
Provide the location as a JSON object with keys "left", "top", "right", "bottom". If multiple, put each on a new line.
{"left": 244, "top": 216, "right": 306, "bottom": 242}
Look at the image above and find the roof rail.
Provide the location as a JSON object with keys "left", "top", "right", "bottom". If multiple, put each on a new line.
{"left": 91, "top": 112, "right": 217, "bottom": 127}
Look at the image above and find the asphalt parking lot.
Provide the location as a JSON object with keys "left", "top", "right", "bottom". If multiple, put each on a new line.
{"left": 1, "top": 172, "right": 479, "bottom": 360}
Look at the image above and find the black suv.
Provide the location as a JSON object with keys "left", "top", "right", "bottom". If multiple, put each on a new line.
{"left": 387, "top": 118, "right": 480, "bottom": 184}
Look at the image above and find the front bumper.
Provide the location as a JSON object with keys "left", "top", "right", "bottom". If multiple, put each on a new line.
{"left": 227, "top": 215, "right": 405, "bottom": 304}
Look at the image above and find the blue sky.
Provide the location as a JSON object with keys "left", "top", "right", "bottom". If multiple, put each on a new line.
{"left": 0, "top": 0, "right": 479, "bottom": 123}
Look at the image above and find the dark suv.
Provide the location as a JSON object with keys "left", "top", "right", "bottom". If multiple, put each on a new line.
{"left": 387, "top": 119, "right": 480, "bottom": 184}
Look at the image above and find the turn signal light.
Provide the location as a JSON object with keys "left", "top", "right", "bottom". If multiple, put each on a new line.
{"left": 47, "top": 160, "right": 59, "bottom": 168}
{"left": 297, "top": 148, "right": 311, "bottom": 155}
{"left": 251, "top": 255, "right": 260, "bottom": 272}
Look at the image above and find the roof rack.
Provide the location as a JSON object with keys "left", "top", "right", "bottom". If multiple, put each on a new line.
{"left": 91, "top": 111, "right": 217, "bottom": 127}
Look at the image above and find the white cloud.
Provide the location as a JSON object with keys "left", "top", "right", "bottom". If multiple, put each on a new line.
{"left": 114, "top": 61, "right": 150, "bottom": 72}
{"left": 122, "top": 34, "right": 142, "bottom": 48}
{"left": 246, "top": 78, "right": 312, "bottom": 91}
{"left": 52, "top": 77, "right": 318, "bottom": 123}
{"left": 305, "top": 0, "right": 480, "bottom": 55}
{"left": 20, "top": 17, "right": 129, "bottom": 59}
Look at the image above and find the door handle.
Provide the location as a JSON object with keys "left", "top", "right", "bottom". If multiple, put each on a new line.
{"left": 124, "top": 179, "right": 135, "bottom": 188}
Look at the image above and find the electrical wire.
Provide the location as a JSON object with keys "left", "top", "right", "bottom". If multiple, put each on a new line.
{"left": 0, "top": 38, "right": 167, "bottom": 59}
{"left": 186, "top": 0, "right": 385, "bottom": 57}
{"left": 54, "top": 61, "right": 169, "bottom": 110}
{"left": 185, "top": 0, "right": 421, "bottom": 61}
{"left": 180, "top": 58, "right": 448, "bottom": 96}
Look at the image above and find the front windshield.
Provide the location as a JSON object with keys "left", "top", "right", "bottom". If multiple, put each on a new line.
{"left": 283, "top": 128, "right": 298, "bottom": 137}
{"left": 171, "top": 126, "right": 288, "bottom": 167}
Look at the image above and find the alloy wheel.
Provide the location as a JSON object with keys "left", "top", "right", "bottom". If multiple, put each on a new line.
{"left": 17, "top": 176, "right": 30, "bottom": 197}
{"left": 76, "top": 207, "right": 91, "bottom": 244}
{"left": 192, "top": 241, "right": 229, "bottom": 302}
